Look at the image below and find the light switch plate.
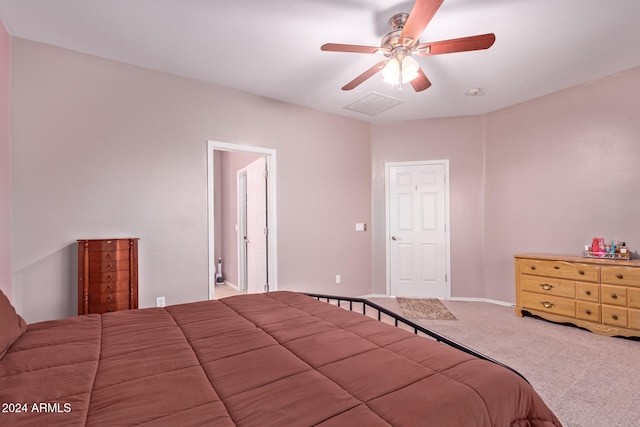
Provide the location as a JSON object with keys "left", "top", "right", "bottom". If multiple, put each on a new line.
{"left": 355, "top": 223, "right": 366, "bottom": 232}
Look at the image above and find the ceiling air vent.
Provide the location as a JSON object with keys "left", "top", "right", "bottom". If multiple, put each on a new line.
{"left": 344, "top": 92, "right": 403, "bottom": 116}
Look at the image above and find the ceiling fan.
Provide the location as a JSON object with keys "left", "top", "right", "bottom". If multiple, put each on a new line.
{"left": 321, "top": 0, "right": 495, "bottom": 92}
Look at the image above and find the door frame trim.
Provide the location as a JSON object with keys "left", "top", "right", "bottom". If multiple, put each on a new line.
{"left": 207, "top": 140, "right": 277, "bottom": 299}
{"left": 384, "top": 160, "right": 451, "bottom": 298}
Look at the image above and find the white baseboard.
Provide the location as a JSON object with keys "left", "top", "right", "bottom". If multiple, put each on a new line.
{"left": 448, "top": 296, "right": 514, "bottom": 307}
{"left": 358, "top": 293, "right": 514, "bottom": 308}
{"left": 221, "top": 281, "right": 239, "bottom": 290}
{"left": 358, "top": 293, "right": 389, "bottom": 299}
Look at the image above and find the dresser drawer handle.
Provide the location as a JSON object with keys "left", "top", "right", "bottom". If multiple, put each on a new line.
{"left": 107, "top": 296, "right": 112, "bottom": 303}
{"left": 585, "top": 309, "right": 592, "bottom": 315}
{"left": 553, "top": 266, "right": 560, "bottom": 270}
{"left": 616, "top": 274, "right": 624, "bottom": 280}
{"left": 540, "top": 283, "right": 554, "bottom": 291}
{"left": 107, "top": 307, "right": 112, "bottom": 313}
{"left": 106, "top": 263, "right": 113, "bottom": 270}
{"left": 611, "top": 293, "right": 618, "bottom": 300}
{"left": 106, "top": 284, "right": 112, "bottom": 292}
{"left": 106, "top": 253, "right": 112, "bottom": 261}
{"left": 541, "top": 301, "right": 555, "bottom": 309}
{"left": 612, "top": 314, "right": 619, "bottom": 321}
{"left": 579, "top": 270, "right": 585, "bottom": 275}
{"left": 530, "top": 266, "right": 536, "bottom": 271}
{"left": 585, "top": 290, "right": 592, "bottom": 296}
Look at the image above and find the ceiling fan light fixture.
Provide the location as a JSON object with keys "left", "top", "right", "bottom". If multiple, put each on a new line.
{"left": 382, "top": 56, "right": 420, "bottom": 85}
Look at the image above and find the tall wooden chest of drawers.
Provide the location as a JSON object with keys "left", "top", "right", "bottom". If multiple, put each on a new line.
{"left": 515, "top": 253, "right": 640, "bottom": 338}
{"left": 77, "top": 238, "right": 139, "bottom": 315}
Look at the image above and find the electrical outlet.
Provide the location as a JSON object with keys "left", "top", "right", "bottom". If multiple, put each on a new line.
{"left": 336, "top": 275, "right": 341, "bottom": 284}
{"left": 156, "top": 296, "right": 166, "bottom": 307}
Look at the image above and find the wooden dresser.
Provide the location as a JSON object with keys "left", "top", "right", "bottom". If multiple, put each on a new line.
{"left": 78, "top": 238, "right": 139, "bottom": 315}
{"left": 515, "top": 253, "right": 640, "bottom": 337}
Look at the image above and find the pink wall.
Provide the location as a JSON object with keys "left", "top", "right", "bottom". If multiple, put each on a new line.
{"left": 371, "top": 116, "right": 486, "bottom": 297}
{"left": 484, "top": 67, "right": 640, "bottom": 302}
{"left": 10, "top": 38, "right": 372, "bottom": 322}
{"left": 0, "top": 19, "right": 11, "bottom": 300}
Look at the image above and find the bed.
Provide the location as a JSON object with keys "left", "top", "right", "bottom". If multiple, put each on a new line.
{"left": 1, "top": 290, "right": 561, "bottom": 426}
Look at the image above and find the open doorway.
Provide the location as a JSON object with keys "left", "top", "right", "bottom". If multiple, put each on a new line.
{"left": 207, "top": 140, "right": 277, "bottom": 299}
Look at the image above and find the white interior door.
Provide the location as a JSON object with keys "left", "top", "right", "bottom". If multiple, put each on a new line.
{"left": 244, "top": 157, "right": 268, "bottom": 294}
{"left": 387, "top": 161, "right": 450, "bottom": 298}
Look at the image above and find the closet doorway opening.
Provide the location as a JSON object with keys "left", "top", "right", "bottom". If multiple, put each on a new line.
{"left": 207, "top": 140, "right": 277, "bottom": 300}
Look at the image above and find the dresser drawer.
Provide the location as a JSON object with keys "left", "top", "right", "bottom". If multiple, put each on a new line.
{"left": 601, "top": 266, "right": 640, "bottom": 287}
{"left": 89, "top": 270, "right": 130, "bottom": 283}
{"left": 576, "top": 282, "right": 599, "bottom": 302}
{"left": 88, "top": 250, "right": 130, "bottom": 263}
{"left": 576, "top": 301, "right": 600, "bottom": 322}
{"left": 89, "top": 300, "right": 130, "bottom": 314}
{"left": 88, "top": 259, "right": 130, "bottom": 273}
{"left": 518, "top": 259, "right": 599, "bottom": 282}
{"left": 521, "top": 292, "right": 575, "bottom": 317}
{"left": 89, "top": 290, "right": 130, "bottom": 305}
{"left": 629, "top": 309, "right": 640, "bottom": 330}
{"left": 89, "top": 281, "right": 130, "bottom": 294}
{"left": 628, "top": 288, "right": 640, "bottom": 309}
{"left": 601, "top": 305, "right": 628, "bottom": 328}
{"left": 601, "top": 285, "right": 627, "bottom": 307}
{"left": 520, "top": 275, "right": 575, "bottom": 298}
{"left": 87, "top": 239, "right": 132, "bottom": 251}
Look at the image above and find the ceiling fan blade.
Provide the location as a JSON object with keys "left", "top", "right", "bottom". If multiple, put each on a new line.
{"left": 415, "top": 33, "right": 496, "bottom": 56}
{"left": 342, "top": 60, "right": 388, "bottom": 90}
{"left": 410, "top": 68, "right": 432, "bottom": 92}
{"left": 400, "top": 0, "right": 444, "bottom": 46}
{"left": 321, "top": 43, "right": 383, "bottom": 54}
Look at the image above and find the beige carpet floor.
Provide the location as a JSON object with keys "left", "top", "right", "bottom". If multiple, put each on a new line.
{"left": 368, "top": 297, "right": 640, "bottom": 427}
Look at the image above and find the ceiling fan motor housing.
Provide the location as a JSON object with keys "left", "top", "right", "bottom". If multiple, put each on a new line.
{"left": 381, "top": 13, "right": 421, "bottom": 60}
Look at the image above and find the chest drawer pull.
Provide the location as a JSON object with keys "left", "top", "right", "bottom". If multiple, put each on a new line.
{"left": 553, "top": 266, "right": 560, "bottom": 270}
{"left": 612, "top": 314, "right": 619, "bottom": 321}
{"left": 611, "top": 293, "right": 618, "bottom": 300}
{"left": 579, "top": 270, "right": 585, "bottom": 275}
{"left": 539, "top": 283, "right": 554, "bottom": 291}
{"left": 530, "top": 266, "right": 536, "bottom": 271}
{"left": 617, "top": 274, "right": 624, "bottom": 280}
{"left": 585, "top": 290, "right": 591, "bottom": 296}
{"left": 541, "top": 301, "right": 555, "bottom": 309}
{"left": 585, "top": 309, "right": 592, "bottom": 315}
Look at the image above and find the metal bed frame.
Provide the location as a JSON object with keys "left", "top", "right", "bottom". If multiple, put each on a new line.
{"left": 304, "top": 292, "right": 529, "bottom": 384}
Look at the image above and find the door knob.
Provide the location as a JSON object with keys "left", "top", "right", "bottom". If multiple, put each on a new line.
{"left": 391, "top": 236, "right": 400, "bottom": 241}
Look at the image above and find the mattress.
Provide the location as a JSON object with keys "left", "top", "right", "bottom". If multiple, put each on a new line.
{"left": 0, "top": 291, "right": 561, "bottom": 426}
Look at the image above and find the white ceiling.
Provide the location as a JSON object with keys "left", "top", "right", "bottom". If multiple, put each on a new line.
{"left": 1, "top": 0, "right": 639, "bottom": 123}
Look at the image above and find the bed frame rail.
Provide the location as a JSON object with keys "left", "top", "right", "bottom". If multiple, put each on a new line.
{"left": 303, "top": 293, "right": 529, "bottom": 384}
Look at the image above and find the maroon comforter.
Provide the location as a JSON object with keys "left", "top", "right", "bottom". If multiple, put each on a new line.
{"left": 1, "top": 291, "right": 561, "bottom": 426}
